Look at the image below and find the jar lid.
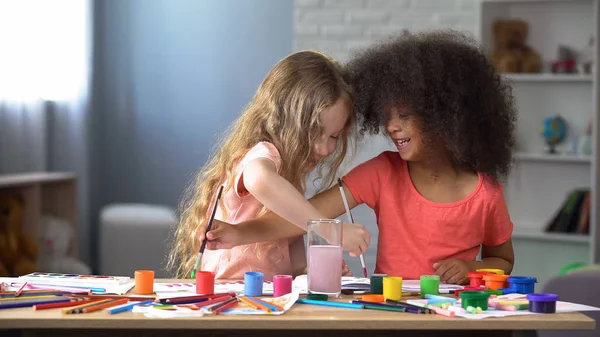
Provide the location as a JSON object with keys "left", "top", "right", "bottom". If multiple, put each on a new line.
{"left": 476, "top": 268, "right": 505, "bottom": 275}
{"left": 527, "top": 293, "right": 559, "bottom": 302}
{"left": 507, "top": 276, "right": 537, "bottom": 284}
{"left": 459, "top": 290, "right": 491, "bottom": 300}
{"left": 483, "top": 274, "right": 510, "bottom": 281}
{"left": 306, "top": 294, "right": 328, "bottom": 301}
{"left": 468, "top": 272, "right": 493, "bottom": 278}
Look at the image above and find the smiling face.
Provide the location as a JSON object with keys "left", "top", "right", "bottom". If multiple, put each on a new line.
{"left": 307, "top": 96, "right": 351, "bottom": 171}
{"left": 386, "top": 106, "right": 425, "bottom": 162}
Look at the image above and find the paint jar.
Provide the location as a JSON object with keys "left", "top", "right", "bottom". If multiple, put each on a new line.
{"left": 195, "top": 271, "right": 215, "bottom": 295}
{"left": 507, "top": 276, "right": 537, "bottom": 294}
{"left": 307, "top": 219, "right": 343, "bottom": 297}
{"left": 476, "top": 268, "right": 504, "bottom": 275}
{"left": 482, "top": 274, "right": 510, "bottom": 290}
{"left": 273, "top": 275, "right": 293, "bottom": 298}
{"left": 134, "top": 270, "right": 154, "bottom": 295}
{"left": 459, "top": 291, "right": 491, "bottom": 311}
{"left": 370, "top": 274, "right": 386, "bottom": 295}
{"left": 527, "top": 293, "right": 559, "bottom": 313}
{"left": 244, "top": 271, "right": 264, "bottom": 297}
{"left": 468, "top": 272, "right": 493, "bottom": 287}
{"left": 420, "top": 275, "right": 440, "bottom": 299}
{"left": 383, "top": 276, "right": 403, "bottom": 301}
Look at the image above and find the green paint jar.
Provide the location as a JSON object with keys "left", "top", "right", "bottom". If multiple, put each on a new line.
{"left": 420, "top": 275, "right": 440, "bottom": 299}
{"left": 370, "top": 274, "right": 386, "bottom": 294}
{"left": 459, "top": 290, "right": 490, "bottom": 310}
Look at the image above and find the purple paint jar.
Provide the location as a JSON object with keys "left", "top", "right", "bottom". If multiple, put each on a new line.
{"left": 527, "top": 293, "right": 559, "bottom": 313}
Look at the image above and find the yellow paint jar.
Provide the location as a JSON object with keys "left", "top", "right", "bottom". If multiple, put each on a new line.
{"left": 383, "top": 276, "right": 403, "bottom": 301}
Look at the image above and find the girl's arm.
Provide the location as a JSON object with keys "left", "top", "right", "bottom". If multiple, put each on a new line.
{"left": 241, "top": 157, "right": 326, "bottom": 230}
{"left": 204, "top": 164, "right": 370, "bottom": 255}
{"left": 474, "top": 239, "right": 515, "bottom": 274}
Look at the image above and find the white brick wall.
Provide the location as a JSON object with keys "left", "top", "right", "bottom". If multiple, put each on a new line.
{"left": 294, "top": 0, "right": 480, "bottom": 62}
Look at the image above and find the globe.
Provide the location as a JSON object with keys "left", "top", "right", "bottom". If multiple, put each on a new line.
{"left": 540, "top": 116, "right": 567, "bottom": 153}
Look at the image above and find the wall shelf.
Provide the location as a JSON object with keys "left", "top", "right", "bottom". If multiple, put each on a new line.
{"left": 512, "top": 230, "right": 590, "bottom": 244}
{"left": 503, "top": 73, "right": 593, "bottom": 82}
{"left": 515, "top": 152, "right": 592, "bottom": 163}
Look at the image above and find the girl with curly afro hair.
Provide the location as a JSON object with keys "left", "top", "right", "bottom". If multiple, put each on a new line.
{"left": 200, "top": 30, "right": 517, "bottom": 285}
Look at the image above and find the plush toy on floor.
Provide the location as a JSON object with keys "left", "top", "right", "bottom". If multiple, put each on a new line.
{"left": 491, "top": 19, "right": 542, "bottom": 73}
{"left": 0, "top": 194, "right": 38, "bottom": 277}
{"left": 37, "top": 215, "right": 91, "bottom": 275}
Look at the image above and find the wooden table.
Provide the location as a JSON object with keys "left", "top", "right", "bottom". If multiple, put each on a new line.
{"left": 0, "top": 279, "right": 595, "bottom": 337}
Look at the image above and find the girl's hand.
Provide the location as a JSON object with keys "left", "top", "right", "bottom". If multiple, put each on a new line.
{"left": 342, "top": 259, "right": 352, "bottom": 276}
{"left": 202, "top": 220, "right": 243, "bottom": 250}
{"left": 433, "top": 258, "right": 470, "bottom": 285}
{"left": 342, "top": 223, "right": 371, "bottom": 257}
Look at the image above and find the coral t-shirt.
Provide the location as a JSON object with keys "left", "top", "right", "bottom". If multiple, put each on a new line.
{"left": 342, "top": 151, "right": 513, "bottom": 280}
{"left": 201, "top": 142, "right": 293, "bottom": 281}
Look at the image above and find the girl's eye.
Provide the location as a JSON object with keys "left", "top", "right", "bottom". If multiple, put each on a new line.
{"left": 330, "top": 135, "right": 339, "bottom": 140}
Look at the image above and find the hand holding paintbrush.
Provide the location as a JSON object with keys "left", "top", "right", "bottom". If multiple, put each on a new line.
{"left": 191, "top": 185, "right": 224, "bottom": 279}
{"left": 337, "top": 178, "right": 370, "bottom": 278}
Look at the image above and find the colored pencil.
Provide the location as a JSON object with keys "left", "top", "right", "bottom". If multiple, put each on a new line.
{"left": 209, "top": 297, "right": 239, "bottom": 315}
{"left": 107, "top": 299, "right": 154, "bottom": 314}
{"left": 15, "top": 282, "right": 27, "bottom": 296}
{"left": 191, "top": 185, "right": 224, "bottom": 279}
{"left": 82, "top": 294, "right": 156, "bottom": 301}
{"left": 34, "top": 299, "right": 96, "bottom": 310}
{"left": 0, "top": 295, "right": 58, "bottom": 301}
{"left": 162, "top": 292, "right": 236, "bottom": 303}
{"left": 194, "top": 295, "right": 233, "bottom": 308}
{"left": 11, "top": 282, "right": 102, "bottom": 293}
{"left": 385, "top": 299, "right": 433, "bottom": 313}
{"left": 296, "top": 298, "right": 364, "bottom": 309}
{"left": 0, "top": 297, "right": 72, "bottom": 310}
{"left": 249, "top": 296, "right": 284, "bottom": 311}
{"left": 243, "top": 296, "right": 277, "bottom": 312}
{"left": 238, "top": 296, "right": 264, "bottom": 311}
{"left": 352, "top": 300, "right": 422, "bottom": 313}
{"left": 338, "top": 178, "right": 368, "bottom": 278}
{"left": 80, "top": 298, "right": 128, "bottom": 313}
{"left": 62, "top": 299, "right": 110, "bottom": 314}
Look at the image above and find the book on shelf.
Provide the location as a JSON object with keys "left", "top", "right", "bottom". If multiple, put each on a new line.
{"left": 545, "top": 189, "right": 590, "bottom": 235}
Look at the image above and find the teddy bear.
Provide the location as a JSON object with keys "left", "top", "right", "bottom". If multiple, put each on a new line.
{"left": 491, "top": 19, "right": 542, "bottom": 73}
{"left": 0, "top": 193, "right": 38, "bottom": 276}
{"left": 37, "top": 215, "right": 91, "bottom": 275}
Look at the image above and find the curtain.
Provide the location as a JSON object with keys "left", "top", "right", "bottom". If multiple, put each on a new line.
{"left": 0, "top": 0, "right": 93, "bottom": 264}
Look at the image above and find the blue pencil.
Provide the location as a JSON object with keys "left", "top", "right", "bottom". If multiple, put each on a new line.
{"left": 296, "top": 298, "right": 363, "bottom": 309}
{"left": 0, "top": 297, "right": 71, "bottom": 310}
{"left": 107, "top": 300, "right": 155, "bottom": 315}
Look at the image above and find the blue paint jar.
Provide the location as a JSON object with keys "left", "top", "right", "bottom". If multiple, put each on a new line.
{"left": 507, "top": 276, "right": 537, "bottom": 294}
{"left": 527, "top": 293, "right": 559, "bottom": 313}
{"left": 244, "top": 271, "right": 264, "bottom": 297}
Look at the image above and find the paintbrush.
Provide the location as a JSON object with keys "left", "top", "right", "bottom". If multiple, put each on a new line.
{"left": 191, "top": 185, "right": 224, "bottom": 279}
{"left": 337, "top": 178, "right": 368, "bottom": 278}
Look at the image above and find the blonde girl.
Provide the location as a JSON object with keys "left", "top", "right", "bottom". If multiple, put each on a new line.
{"left": 167, "top": 50, "right": 371, "bottom": 280}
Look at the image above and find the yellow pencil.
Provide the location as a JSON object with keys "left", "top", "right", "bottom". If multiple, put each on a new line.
{"left": 237, "top": 296, "right": 264, "bottom": 311}
{"left": 0, "top": 295, "right": 57, "bottom": 301}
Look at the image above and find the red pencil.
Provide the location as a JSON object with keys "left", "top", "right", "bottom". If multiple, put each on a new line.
{"left": 81, "top": 298, "right": 128, "bottom": 313}
{"left": 34, "top": 299, "right": 97, "bottom": 310}
{"left": 194, "top": 295, "right": 233, "bottom": 308}
{"left": 211, "top": 298, "right": 239, "bottom": 315}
